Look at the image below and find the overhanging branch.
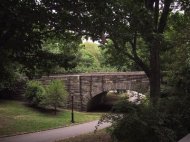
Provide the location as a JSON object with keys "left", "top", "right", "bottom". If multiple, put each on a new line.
{"left": 130, "top": 33, "right": 151, "bottom": 78}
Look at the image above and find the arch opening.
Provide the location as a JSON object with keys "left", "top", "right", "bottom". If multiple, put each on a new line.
{"left": 86, "top": 90, "right": 146, "bottom": 112}
{"left": 87, "top": 91, "right": 107, "bottom": 112}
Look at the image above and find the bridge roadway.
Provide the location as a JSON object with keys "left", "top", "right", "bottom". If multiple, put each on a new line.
{"left": 39, "top": 72, "right": 149, "bottom": 111}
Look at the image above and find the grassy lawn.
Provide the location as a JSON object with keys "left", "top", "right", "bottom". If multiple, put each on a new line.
{"left": 57, "top": 129, "right": 112, "bottom": 142}
{"left": 0, "top": 100, "right": 101, "bottom": 137}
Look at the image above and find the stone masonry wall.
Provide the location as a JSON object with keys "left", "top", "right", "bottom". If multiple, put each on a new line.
{"left": 39, "top": 72, "right": 149, "bottom": 111}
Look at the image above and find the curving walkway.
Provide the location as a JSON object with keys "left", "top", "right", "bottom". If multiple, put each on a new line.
{"left": 0, "top": 120, "right": 111, "bottom": 142}
{"left": 178, "top": 134, "right": 190, "bottom": 142}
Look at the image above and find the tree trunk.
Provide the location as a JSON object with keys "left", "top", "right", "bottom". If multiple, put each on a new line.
{"left": 149, "top": 38, "right": 161, "bottom": 105}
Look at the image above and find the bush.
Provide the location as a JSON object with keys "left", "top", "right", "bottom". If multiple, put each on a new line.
{"left": 159, "top": 95, "right": 190, "bottom": 139}
{"left": 111, "top": 99, "right": 139, "bottom": 113}
{"left": 111, "top": 105, "right": 176, "bottom": 142}
{"left": 101, "top": 95, "right": 190, "bottom": 142}
{"left": 25, "top": 80, "right": 46, "bottom": 107}
{"left": 44, "top": 80, "right": 68, "bottom": 114}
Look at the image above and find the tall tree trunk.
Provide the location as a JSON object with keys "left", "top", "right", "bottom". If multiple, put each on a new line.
{"left": 149, "top": 38, "right": 161, "bottom": 105}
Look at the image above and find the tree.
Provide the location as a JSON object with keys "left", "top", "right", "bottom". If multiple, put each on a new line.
{"left": 45, "top": 80, "right": 68, "bottom": 115}
{"left": 101, "top": 39, "right": 146, "bottom": 71}
{"left": 1, "top": 0, "right": 189, "bottom": 104}
{"left": 75, "top": 42, "right": 103, "bottom": 72}
{"left": 0, "top": 0, "right": 79, "bottom": 90}
{"left": 162, "top": 12, "right": 190, "bottom": 94}
{"left": 40, "top": 36, "right": 81, "bottom": 75}
{"left": 0, "top": 0, "right": 46, "bottom": 88}
{"left": 54, "top": 0, "right": 184, "bottom": 104}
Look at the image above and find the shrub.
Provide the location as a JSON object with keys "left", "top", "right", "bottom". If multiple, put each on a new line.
{"left": 44, "top": 80, "right": 68, "bottom": 114}
{"left": 111, "top": 105, "right": 176, "bottom": 142}
{"left": 159, "top": 95, "right": 190, "bottom": 139}
{"left": 111, "top": 99, "right": 138, "bottom": 113}
{"left": 25, "top": 80, "right": 46, "bottom": 107}
{"left": 101, "top": 95, "right": 190, "bottom": 142}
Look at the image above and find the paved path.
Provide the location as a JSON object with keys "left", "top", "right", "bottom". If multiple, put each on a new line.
{"left": 0, "top": 120, "right": 111, "bottom": 142}
{"left": 178, "top": 134, "right": 190, "bottom": 142}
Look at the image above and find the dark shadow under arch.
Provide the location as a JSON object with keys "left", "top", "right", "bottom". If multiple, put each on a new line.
{"left": 87, "top": 91, "right": 107, "bottom": 112}
{"left": 87, "top": 89, "right": 146, "bottom": 112}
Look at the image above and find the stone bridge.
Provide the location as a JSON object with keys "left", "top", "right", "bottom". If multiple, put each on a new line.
{"left": 39, "top": 72, "right": 149, "bottom": 111}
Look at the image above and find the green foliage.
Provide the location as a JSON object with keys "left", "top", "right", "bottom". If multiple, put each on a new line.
{"left": 44, "top": 80, "right": 68, "bottom": 114}
{"left": 62, "top": 0, "right": 186, "bottom": 103}
{"left": 80, "top": 42, "right": 101, "bottom": 67}
{"left": 162, "top": 13, "right": 190, "bottom": 94}
{"left": 25, "top": 80, "right": 68, "bottom": 114}
{"left": 0, "top": 0, "right": 80, "bottom": 89}
{"left": 0, "top": 0, "right": 50, "bottom": 81}
{"left": 101, "top": 95, "right": 190, "bottom": 142}
{"left": 42, "top": 40, "right": 117, "bottom": 74}
{"left": 111, "top": 99, "right": 138, "bottom": 113}
{"left": 42, "top": 36, "right": 81, "bottom": 73}
{"left": 68, "top": 41, "right": 117, "bottom": 73}
{"left": 25, "top": 81, "right": 46, "bottom": 107}
{"left": 101, "top": 39, "right": 146, "bottom": 71}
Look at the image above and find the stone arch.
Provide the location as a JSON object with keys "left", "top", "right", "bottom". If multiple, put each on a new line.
{"left": 38, "top": 72, "right": 149, "bottom": 111}
{"left": 86, "top": 88, "right": 148, "bottom": 112}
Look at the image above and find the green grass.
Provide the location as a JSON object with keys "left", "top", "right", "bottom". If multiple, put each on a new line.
{"left": 57, "top": 129, "right": 112, "bottom": 142}
{"left": 0, "top": 100, "right": 101, "bottom": 136}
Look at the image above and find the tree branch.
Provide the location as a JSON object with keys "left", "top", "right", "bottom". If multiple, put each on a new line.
{"left": 110, "top": 33, "right": 151, "bottom": 78}
{"left": 130, "top": 32, "right": 151, "bottom": 78}
{"left": 158, "top": 0, "right": 172, "bottom": 33}
{"left": 154, "top": 0, "right": 159, "bottom": 31}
